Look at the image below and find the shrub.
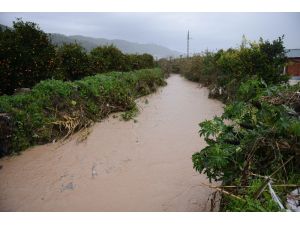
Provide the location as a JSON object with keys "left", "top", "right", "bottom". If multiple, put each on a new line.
{"left": 192, "top": 79, "right": 300, "bottom": 211}
{"left": 138, "top": 53, "right": 155, "bottom": 69}
{"left": 162, "top": 36, "right": 289, "bottom": 102}
{"left": 56, "top": 43, "right": 91, "bottom": 81}
{"left": 0, "top": 19, "right": 158, "bottom": 94}
{"left": 0, "top": 19, "right": 56, "bottom": 95}
{"left": 125, "top": 53, "right": 155, "bottom": 71}
{"left": 0, "top": 68, "right": 165, "bottom": 157}
{"left": 90, "top": 45, "right": 125, "bottom": 73}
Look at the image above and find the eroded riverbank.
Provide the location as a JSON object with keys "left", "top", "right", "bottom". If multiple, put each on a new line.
{"left": 0, "top": 74, "right": 223, "bottom": 211}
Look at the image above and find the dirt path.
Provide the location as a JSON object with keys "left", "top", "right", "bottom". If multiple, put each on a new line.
{"left": 0, "top": 74, "right": 223, "bottom": 212}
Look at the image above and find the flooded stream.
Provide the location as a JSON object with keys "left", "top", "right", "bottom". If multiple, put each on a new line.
{"left": 0, "top": 74, "right": 223, "bottom": 211}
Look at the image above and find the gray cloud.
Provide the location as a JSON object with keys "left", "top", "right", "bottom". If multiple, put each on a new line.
{"left": 0, "top": 12, "right": 299, "bottom": 53}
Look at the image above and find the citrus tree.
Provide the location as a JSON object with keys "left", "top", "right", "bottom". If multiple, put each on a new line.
{"left": 56, "top": 43, "right": 91, "bottom": 81}
{"left": 0, "top": 19, "right": 56, "bottom": 95}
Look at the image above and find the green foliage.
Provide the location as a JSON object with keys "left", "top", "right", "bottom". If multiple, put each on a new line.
{"left": 222, "top": 179, "right": 281, "bottom": 212}
{"left": 237, "top": 77, "right": 267, "bottom": 101}
{"left": 180, "top": 37, "right": 298, "bottom": 212}
{"left": 161, "top": 36, "right": 289, "bottom": 102}
{"left": 121, "top": 105, "right": 139, "bottom": 121}
{"left": 56, "top": 43, "right": 91, "bottom": 80}
{"left": 0, "top": 19, "right": 56, "bottom": 94}
{"left": 0, "top": 19, "right": 156, "bottom": 95}
{"left": 90, "top": 45, "right": 154, "bottom": 73}
{"left": 90, "top": 45, "right": 125, "bottom": 73}
{"left": 125, "top": 53, "right": 155, "bottom": 71}
{"left": 0, "top": 68, "right": 165, "bottom": 157}
{"left": 138, "top": 53, "right": 155, "bottom": 69}
{"left": 90, "top": 46, "right": 155, "bottom": 74}
{"left": 192, "top": 80, "right": 300, "bottom": 211}
{"left": 157, "top": 58, "right": 173, "bottom": 75}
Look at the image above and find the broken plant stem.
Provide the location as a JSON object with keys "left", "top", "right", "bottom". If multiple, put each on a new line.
{"left": 269, "top": 156, "right": 294, "bottom": 177}
{"left": 200, "top": 182, "right": 245, "bottom": 201}
{"left": 214, "top": 184, "right": 300, "bottom": 188}
{"left": 253, "top": 156, "right": 294, "bottom": 200}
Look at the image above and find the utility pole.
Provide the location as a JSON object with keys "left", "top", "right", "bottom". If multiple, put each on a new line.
{"left": 187, "top": 30, "right": 190, "bottom": 58}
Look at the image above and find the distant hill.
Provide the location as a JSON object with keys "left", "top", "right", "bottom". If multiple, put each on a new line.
{"left": 0, "top": 23, "right": 181, "bottom": 58}
{"left": 49, "top": 33, "right": 181, "bottom": 59}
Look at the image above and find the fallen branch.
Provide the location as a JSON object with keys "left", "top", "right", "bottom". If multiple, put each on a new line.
{"left": 270, "top": 156, "right": 294, "bottom": 177}
{"left": 253, "top": 156, "right": 294, "bottom": 199}
{"left": 212, "top": 184, "right": 300, "bottom": 188}
{"left": 200, "top": 182, "right": 245, "bottom": 201}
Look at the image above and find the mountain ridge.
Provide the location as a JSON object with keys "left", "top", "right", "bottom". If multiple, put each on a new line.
{"left": 49, "top": 33, "right": 181, "bottom": 59}
{"left": 0, "top": 23, "right": 181, "bottom": 58}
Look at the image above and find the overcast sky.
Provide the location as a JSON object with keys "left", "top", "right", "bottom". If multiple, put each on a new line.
{"left": 0, "top": 12, "right": 299, "bottom": 53}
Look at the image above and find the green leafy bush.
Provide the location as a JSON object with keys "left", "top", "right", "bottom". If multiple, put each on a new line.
{"left": 90, "top": 45, "right": 126, "bottom": 73}
{"left": 0, "top": 19, "right": 157, "bottom": 95}
{"left": 0, "top": 19, "right": 56, "bottom": 94}
{"left": 136, "top": 53, "right": 155, "bottom": 69}
{"left": 192, "top": 80, "right": 300, "bottom": 211}
{"left": 0, "top": 68, "right": 165, "bottom": 157}
{"left": 222, "top": 179, "right": 281, "bottom": 212}
{"left": 161, "top": 36, "right": 289, "bottom": 102}
{"left": 56, "top": 43, "right": 91, "bottom": 80}
{"left": 90, "top": 46, "right": 155, "bottom": 74}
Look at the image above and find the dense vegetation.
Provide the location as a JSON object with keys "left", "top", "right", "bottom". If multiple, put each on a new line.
{"left": 55, "top": 43, "right": 92, "bottom": 81}
{"left": 160, "top": 37, "right": 299, "bottom": 211}
{"left": 194, "top": 80, "right": 300, "bottom": 211}
{"left": 159, "top": 36, "right": 289, "bottom": 102}
{"left": 0, "top": 19, "right": 156, "bottom": 95}
{"left": 0, "top": 68, "right": 165, "bottom": 157}
{"left": 0, "top": 19, "right": 57, "bottom": 95}
{"left": 0, "top": 19, "right": 164, "bottom": 157}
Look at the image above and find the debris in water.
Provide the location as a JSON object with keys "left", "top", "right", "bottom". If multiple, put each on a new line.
{"left": 92, "top": 164, "right": 97, "bottom": 178}
{"left": 286, "top": 188, "right": 300, "bottom": 212}
{"left": 190, "top": 199, "right": 198, "bottom": 204}
{"left": 77, "top": 127, "right": 92, "bottom": 143}
{"left": 122, "top": 158, "right": 131, "bottom": 163}
{"left": 61, "top": 182, "right": 75, "bottom": 192}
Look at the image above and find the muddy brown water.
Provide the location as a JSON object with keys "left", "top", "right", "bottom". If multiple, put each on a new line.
{"left": 0, "top": 74, "right": 223, "bottom": 212}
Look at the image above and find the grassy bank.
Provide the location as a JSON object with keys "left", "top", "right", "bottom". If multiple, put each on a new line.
{"left": 0, "top": 68, "right": 166, "bottom": 157}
